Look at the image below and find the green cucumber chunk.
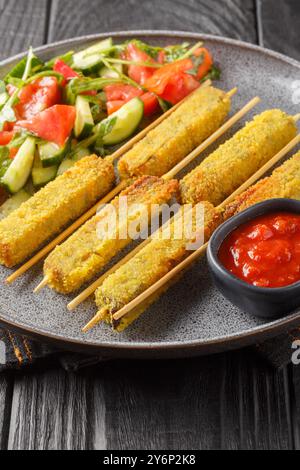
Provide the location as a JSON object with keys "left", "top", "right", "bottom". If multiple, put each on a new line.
{"left": 74, "top": 95, "right": 94, "bottom": 139}
{"left": 72, "top": 38, "right": 113, "bottom": 73}
{"left": 1, "top": 137, "right": 35, "bottom": 193}
{"left": 57, "top": 147, "right": 90, "bottom": 175}
{"left": 99, "top": 63, "right": 122, "bottom": 78}
{"left": 38, "top": 141, "right": 68, "bottom": 167}
{"left": 32, "top": 152, "right": 57, "bottom": 187}
{"left": 0, "top": 189, "right": 31, "bottom": 219}
{"left": 101, "top": 97, "right": 144, "bottom": 146}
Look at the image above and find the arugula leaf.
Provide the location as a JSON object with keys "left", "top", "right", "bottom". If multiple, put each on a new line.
{"left": 4, "top": 48, "right": 43, "bottom": 82}
{"left": 128, "top": 40, "right": 163, "bottom": 59}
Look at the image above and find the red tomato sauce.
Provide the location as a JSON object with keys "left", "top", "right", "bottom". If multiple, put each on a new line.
{"left": 218, "top": 212, "right": 300, "bottom": 288}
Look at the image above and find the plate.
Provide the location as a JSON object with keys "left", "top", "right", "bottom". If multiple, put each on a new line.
{"left": 0, "top": 31, "right": 300, "bottom": 358}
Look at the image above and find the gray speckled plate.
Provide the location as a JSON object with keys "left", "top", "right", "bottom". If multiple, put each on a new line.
{"left": 1, "top": 31, "right": 300, "bottom": 358}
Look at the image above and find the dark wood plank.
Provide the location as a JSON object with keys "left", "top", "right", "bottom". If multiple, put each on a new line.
{"left": 0, "top": 373, "right": 13, "bottom": 450}
{"left": 49, "top": 0, "right": 257, "bottom": 43}
{"left": 0, "top": 0, "right": 49, "bottom": 60}
{"left": 257, "top": 0, "right": 300, "bottom": 60}
{"left": 7, "top": 369, "right": 102, "bottom": 450}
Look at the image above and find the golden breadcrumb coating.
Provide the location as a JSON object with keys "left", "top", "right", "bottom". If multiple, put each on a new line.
{"left": 94, "top": 202, "right": 221, "bottom": 331}
{"left": 118, "top": 86, "right": 231, "bottom": 179}
{"left": 44, "top": 175, "right": 179, "bottom": 293}
{"left": 180, "top": 110, "right": 297, "bottom": 206}
{"left": 0, "top": 155, "right": 115, "bottom": 267}
{"left": 223, "top": 150, "right": 300, "bottom": 219}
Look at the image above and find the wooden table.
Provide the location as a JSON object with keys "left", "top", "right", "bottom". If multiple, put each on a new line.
{"left": 0, "top": 0, "right": 300, "bottom": 450}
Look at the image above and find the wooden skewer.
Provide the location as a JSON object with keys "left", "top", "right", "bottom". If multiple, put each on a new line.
{"left": 109, "top": 133, "right": 300, "bottom": 323}
{"left": 82, "top": 132, "right": 300, "bottom": 328}
{"left": 6, "top": 180, "right": 127, "bottom": 285}
{"left": 31, "top": 86, "right": 242, "bottom": 294}
{"left": 71, "top": 93, "right": 264, "bottom": 310}
{"left": 68, "top": 206, "right": 188, "bottom": 311}
{"left": 6, "top": 82, "right": 214, "bottom": 286}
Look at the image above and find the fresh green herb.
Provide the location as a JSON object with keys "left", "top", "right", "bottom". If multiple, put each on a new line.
{"left": 69, "top": 77, "right": 122, "bottom": 95}
{"left": 4, "top": 48, "right": 43, "bottom": 82}
{"left": 186, "top": 54, "right": 204, "bottom": 76}
{"left": 44, "top": 50, "right": 75, "bottom": 68}
{"left": 203, "top": 64, "right": 221, "bottom": 81}
{"left": 156, "top": 95, "right": 171, "bottom": 113}
{"left": 25, "top": 70, "right": 65, "bottom": 85}
{"left": 164, "top": 42, "right": 190, "bottom": 62}
{"left": 127, "top": 40, "right": 163, "bottom": 59}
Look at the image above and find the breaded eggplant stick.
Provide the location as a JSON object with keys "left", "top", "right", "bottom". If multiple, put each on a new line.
{"left": 43, "top": 176, "right": 178, "bottom": 293}
{"left": 223, "top": 150, "right": 300, "bottom": 219}
{"left": 180, "top": 110, "right": 297, "bottom": 206}
{"left": 0, "top": 156, "right": 115, "bottom": 267}
{"left": 118, "top": 86, "right": 231, "bottom": 179}
{"left": 94, "top": 202, "right": 222, "bottom": 331}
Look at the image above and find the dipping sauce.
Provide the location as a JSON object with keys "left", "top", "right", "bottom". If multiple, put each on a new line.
{"left": 218, "top": 212, "right": 300, "bottom": 288}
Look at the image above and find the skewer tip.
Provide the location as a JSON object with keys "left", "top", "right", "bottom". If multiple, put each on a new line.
{"left": 82, "top": 308, "right": 108, "bottom": 332}
{"left": 293, "top": 113, "right": 300, "bottom": 123}
{"left": 33, "top": 276, "right": 48, "bottom": 293}
{"left": 226, "top": 87, "right": 238, "bottom": 98}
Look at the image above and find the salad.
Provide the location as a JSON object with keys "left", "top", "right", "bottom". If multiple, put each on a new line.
{"left": 0, "top": 37, "right": 220, "bottom": 216}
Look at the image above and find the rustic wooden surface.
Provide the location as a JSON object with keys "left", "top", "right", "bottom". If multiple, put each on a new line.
{"left": 0, "top": 0, "right": 300, "bottom": 450}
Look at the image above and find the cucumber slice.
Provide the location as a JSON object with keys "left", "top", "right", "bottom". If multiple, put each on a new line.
{"left": 72, "top": 38, "right": 113, "bottom": 73}
{"left": 99, "top": 64, "right": 122, "bottom": 78}
{"left": 1, "top": 137, "right": 35, "bottom": 193}
{"left": 0, "top": 189, "right": 31, "bottom": 219}
{"left": 57, "top": 147, "right": 90, "bottom": 175}
{"left": 101, "top": 97, "right": 144, "bottom": 146}
{"left": 74, "top": 96, "right": 94, "bottom": 139}
{"left": 38, "top": 141, "right": 68, "bottom": 167}
{"left": 32, "top": 152, "right": 57, "bottom": 187}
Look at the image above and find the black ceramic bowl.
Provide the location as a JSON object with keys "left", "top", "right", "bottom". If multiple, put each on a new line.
{"left": 207, "top": 199, "right": 300, "bottom": 320}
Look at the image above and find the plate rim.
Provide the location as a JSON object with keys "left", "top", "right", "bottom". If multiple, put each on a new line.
{"left": 1, "top": 30, "right": 300, "bottom": 356}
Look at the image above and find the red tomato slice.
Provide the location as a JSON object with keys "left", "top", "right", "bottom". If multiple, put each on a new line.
{"left": 104, "top": 84, "right": 143, "bottom": 102}
{"left": 158, "top": 72, "right": 200, "bottom": 105}
{"left": 0, "top": 131, "right": 14, "bottom": 146}
{"left": 157, "top": 50, "right": 166, "bottom": 64}
{"left": 15, "top": 76, "right": 61, "bottom": 120}
{"left": 140, "top": 92, "right": 159, "bottom": 115}
{"left": 16, "top": 104, "right": 76, "bottom": 147}
{"left": 53, "top": 59, "right": 79, "bottom": 86}
{"left": 193, "top": 47, "right": 213, "bottom": 79}
{"left": 107, "top": 100, "right": 125, "bottom": 115}
{"left": 126, "top": 43, "right": 156, "bottom": 85}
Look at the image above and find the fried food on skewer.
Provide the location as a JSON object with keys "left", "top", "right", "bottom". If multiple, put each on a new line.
{"left": 118, "top": 86, "right": 231, "bottom": 179}
{"left": 0, "top": 156, "right": 115, "bottom": 267}
{"left": 180, "top": 110, "right": 298, "bottom": 206}
{"left": 223, "top": 150, "right": 300, "bottom": 219}
{"left": 43, "top": 176, "right": 178, "bottom": 293}
{"left": 93, "top": 202, "right": 221, "bottom": 331}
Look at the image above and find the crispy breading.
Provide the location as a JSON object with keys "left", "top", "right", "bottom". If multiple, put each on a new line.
{"left": 180, "top": 110, "right": 297, "bottom": 206}
{"left": 0, "top": 155, "right": 115, "bottom": 267}
{"left": 44, "top": 175, "right": 179, "bottom": 293}
{"left": 94, "top": 202, "right": 222, "bottom": 331}
{"left": 223, "top": 150, "right": 300, "bottom": 219}
{"left": 117, "top": 86, "right": 231, "bottom": 179}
